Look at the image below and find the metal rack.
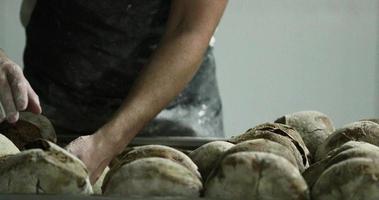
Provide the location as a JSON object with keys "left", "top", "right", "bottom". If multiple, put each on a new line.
{"left": 0, "top": 195, "right": 216, "bottom": 200}
{"left": 129, "top": 136, "right": 227, "bottom": 150}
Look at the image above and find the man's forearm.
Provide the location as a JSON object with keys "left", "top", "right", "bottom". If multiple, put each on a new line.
{"left": 96, "top": 0, "right": 227, "bottom": 153}
{"left": 99, "top": 31, "right": 211, "bottom": 149}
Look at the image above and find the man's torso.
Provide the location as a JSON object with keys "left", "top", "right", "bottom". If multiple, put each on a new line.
{"left": 23, "top": 0, "right": 224, "bottom": 138}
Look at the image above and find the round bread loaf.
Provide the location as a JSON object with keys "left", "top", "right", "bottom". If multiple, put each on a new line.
{"left": 275, "top": 111, "right": 335, "bottom": 161}
{"left": 232, "top": 130, "right": 307, "bottom": 172}
{"left": 312, "top": 157, "right": 379, "bottom": 200}
{"left": 218, "top": 139, "right": 298, "bottom": 169}
{"left": 103, "top": 157, "right": 202, "bottom": 197}
{"left": 204, "top": 152, "right": 310, "bottom": 200}
{"left": 303, "top": 141, "right": 379, "bottom": 188}
{"left": 230, "top": 122, "right": 310, "bottom": 169}
{"left": 0, "top": 112, "right": 56, "bottom": 149}
{"left": 315, "top": 121, "right": 379, "bottom": 161}
{"left": 111, "top": 145, "right": 200, "bottom": 179}
{"left": 189, "top": 141, "right": 234, "bottom": 180}
{"left": 0, "top": 140, "right": 92, "bottom": 194}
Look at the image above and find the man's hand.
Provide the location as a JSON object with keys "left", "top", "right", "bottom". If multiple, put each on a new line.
{"left": 0, "top": 49, "right": 41, "bottom": 123}
{"left": 65, "top": 129, "right": 123, "bottom": 184}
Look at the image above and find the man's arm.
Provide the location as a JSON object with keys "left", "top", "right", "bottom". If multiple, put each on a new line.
{"left": 102, "top": 0, "right": 228, "bottom": 149}
{"left": 66, "top": 0, "right": 228, "bottom": 183}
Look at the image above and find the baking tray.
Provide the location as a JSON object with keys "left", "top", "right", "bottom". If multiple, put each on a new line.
{"left": 0, "top": 195, "right": 216, "bottom": 200}
{"left": 129, "top": 136, "right": 227, "bottom": 150}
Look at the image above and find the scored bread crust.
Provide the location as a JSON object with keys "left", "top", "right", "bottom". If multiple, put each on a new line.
{"left": 303, "top": 141, "right": 379, "bottom": 188}
{"left": 189, "top": 141, "right": 234, "bottom": 179}
{"left": 230, "top": 122, "right": 310, "bottom": 169}
{"left": 312, "top": 157, "right": 379, "bottom": 200}
{"left": 217, "top": 139, "right": 299, "bottom": 170}
{"left": 275, "top": 111, "right": 335, "bottom": 160}
{"left": 315, "top": 121, "right": 379, "bottom": 161}
{"left": 204, "top": 151, "right": 310, "bottom": 200}
{"left": 104, "top": 144, "right": 201, "bottom": 190}
{"left": 103, "top": 157, "right": 202, "bottom": 197}
{"left": 0, "top": 140, "right": 92, "bottom": 194}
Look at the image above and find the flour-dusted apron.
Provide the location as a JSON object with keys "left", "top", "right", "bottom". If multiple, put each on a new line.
{"left": 23, "top": 0, "right": 224, "bottom": 141}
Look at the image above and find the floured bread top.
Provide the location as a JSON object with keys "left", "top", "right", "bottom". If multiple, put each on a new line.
{"left": 109, "top": 145, "right": 200, "bottom": 180}
{"left": 0, "top": 139, "right": 92, "bottom": 194}
{"left": 103, "top": 157, "right": 202, "bottom": 197}
{"left": 0, "top": 133, "right": 20, "bottom": 157}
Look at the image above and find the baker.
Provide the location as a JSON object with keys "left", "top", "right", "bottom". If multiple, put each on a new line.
{"left": 0, "top": 0, "right": 227, "bottom": 183}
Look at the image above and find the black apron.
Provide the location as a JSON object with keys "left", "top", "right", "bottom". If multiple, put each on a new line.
{"left": 23, "top": 0, "right": 224, "bottom": 140}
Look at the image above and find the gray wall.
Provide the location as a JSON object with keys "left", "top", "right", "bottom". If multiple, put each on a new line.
{"left": 215, "top": 0, "right": 379, "bottom": 136}
{"left": 0, "top": 0, "right": 24, "bottom": 67}
{"left": 0, "top": 0, "right": 378, "bottom": 137}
